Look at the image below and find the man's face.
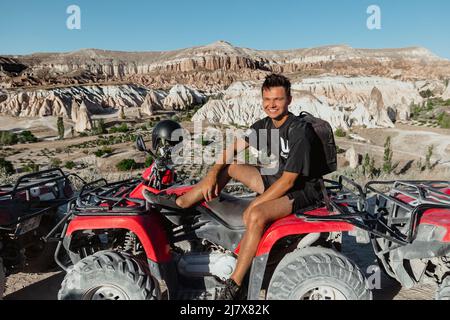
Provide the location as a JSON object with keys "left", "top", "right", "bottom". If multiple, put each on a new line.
{"left": 262, "top": 86, "right": 292, "bottom": 120}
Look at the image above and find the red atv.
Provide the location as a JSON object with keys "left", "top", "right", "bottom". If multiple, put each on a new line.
{"left": 53, "top": 136, "right": 374, "bottom": 300}
{"left": 303, "top": 179, "right": 450, "bottom": 300}
{"left": 0, "top": 168, "right": 79, "bottom": 298}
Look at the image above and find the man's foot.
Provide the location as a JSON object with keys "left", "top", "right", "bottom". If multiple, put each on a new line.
{"left": 142, "top": 189, "right": 183, "bottom": 210}
{"left": 216, "top": 278, "right": 241, "bottom": 300}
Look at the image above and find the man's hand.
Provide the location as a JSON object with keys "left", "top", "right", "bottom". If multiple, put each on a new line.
{"left": 201, "top": 172, "right": 220, "bottom": 202}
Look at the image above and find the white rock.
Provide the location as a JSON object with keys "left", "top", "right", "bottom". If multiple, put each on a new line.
{"left": 443, "top": 83, "right": 450, "bottom": 100}
{"left": 345, "top": 147, "right": 361, "bottom": 169}
{"left": 163, "top": 84, "right": 206, "bottom": 110}
{"left": 140, "top": 89, "right": 166, "bottom": 116}
{"left": 75, "top": 101, "right": 93, "bottom": 132}
{"left": 193, "top": 76, "right": 420, "bottom": 129}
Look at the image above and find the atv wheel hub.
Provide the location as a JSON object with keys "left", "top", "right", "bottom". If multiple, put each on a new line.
{"left": 300, "top": 286, "right": 346, "bottom": 300}
{"left": 84, "top": 285, "right": 130, "bottom": 300}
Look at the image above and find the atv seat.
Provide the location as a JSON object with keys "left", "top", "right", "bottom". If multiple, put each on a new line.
{"left": 205, "top": 193, "right": 253, "bottom": 228}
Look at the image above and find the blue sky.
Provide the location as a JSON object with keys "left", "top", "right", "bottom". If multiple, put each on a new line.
{"left": 1, "top": 0, "right": 449, "bottom": 59}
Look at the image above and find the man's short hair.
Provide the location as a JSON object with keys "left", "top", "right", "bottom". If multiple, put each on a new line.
{"left": 261, "top": 74, "right": 291, "bottom": 98}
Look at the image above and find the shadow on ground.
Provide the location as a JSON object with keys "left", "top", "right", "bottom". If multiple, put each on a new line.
{"left": 5, "top": 272, "right": 64, "bottom": 300}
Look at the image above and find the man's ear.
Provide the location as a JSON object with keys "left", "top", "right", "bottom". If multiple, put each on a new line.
{"left": 287, "top": 95, "right": 293, "bottom": 105}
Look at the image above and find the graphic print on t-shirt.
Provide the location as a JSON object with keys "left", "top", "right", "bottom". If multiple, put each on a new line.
{"left": 280, "top": 137, "right": 290, "bottom": 159}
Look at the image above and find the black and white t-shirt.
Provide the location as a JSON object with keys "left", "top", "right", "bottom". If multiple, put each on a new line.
{"left": 244, "top": 112, "right": 324, "bottom": 195}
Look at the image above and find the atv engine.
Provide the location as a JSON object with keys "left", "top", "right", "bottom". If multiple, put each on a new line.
{"left": 177, "top": 251, "right": 237, "bottom": 280}
{"left": 174, "top": 241, "right": 237, "bottom": 280}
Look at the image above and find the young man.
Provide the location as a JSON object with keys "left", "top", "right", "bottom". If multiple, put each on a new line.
{"left": 146, "top": 74, "right": 323, "bottom": 299}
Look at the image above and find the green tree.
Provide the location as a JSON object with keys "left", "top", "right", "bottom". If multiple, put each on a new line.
{"left": 383, "top": 136, "right": 394, "bottom": 174}
{"left": 57, "top": 117, "right": 65, "bottom": 140}
{"left": 0, "top": 158, "right": 14, "bottom": 175}
{"left": 425, "top": 145, "right": 434, "bottom": 170}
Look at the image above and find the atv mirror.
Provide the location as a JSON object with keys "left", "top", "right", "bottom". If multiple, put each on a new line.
{"left": 136, "top": 135, "right": 147, "bottom": 152}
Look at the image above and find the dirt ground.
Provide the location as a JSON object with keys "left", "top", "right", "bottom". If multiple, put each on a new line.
{"left": 3, "top": 235, "right": 436, "bottom": 300}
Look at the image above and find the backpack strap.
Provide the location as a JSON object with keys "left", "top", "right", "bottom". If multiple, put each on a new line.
{"left": 319, "top": 178, "right": 332, "bottom": 212}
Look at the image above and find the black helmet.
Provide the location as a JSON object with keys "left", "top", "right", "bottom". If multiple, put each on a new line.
{"left": 151, "top": 120, "right": 183, "bottom": 151}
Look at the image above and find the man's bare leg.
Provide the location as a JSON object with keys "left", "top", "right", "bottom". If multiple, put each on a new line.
{"left": 231, "top": 196, "right": 294, "bottom": 286}
{"left": 176, "top": 164, "right": 264, "bottom": 208}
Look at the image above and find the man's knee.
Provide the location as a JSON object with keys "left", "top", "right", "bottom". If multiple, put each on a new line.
{"left": 175, "top": 195, "right": 191, "bottom": 209}
{"left": 226, "top": 162, "right": 240, "bottom": 180}
{"left": 244, "top": 206, "right": 266, "bottom": 229}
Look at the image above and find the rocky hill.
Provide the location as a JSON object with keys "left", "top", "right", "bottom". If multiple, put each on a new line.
{"left": 2, "top": 41, "right": 449, "bottom": 90}
{"left": 1, "top": 41, "right": 449, "bottom": 132}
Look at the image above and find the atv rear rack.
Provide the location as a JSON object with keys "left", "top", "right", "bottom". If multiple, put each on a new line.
{"left": 0, "top": 168, "right": 85, "bottom": 231}
{"left": 298, "top": 177, "right": 450, "bottom": 246}
{"left": 298, "top": 176, "right": 410, "bottom": 245}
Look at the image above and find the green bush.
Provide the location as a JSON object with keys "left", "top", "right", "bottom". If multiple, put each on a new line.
{"left": 145, "top": 155, "right": 154, "bottom": 167}
{"left": 334, "top": 128, "right": 347, "bottom": 138}
{"left": 116, "top": 159, "right": 137, "bottom": 171}
{"left": 437, "top": 112, "right": 450, "bottom": 128}
{"left": 17, "top": 131, "right": 38, "bottom": 143}
{"left": 23, "top": 161, "right": 40, "bottom": 173}
{"left": 336, "top": 146, "right": 346, "bottom": 154}
{"left": 93, "top": 119, "right": 107, "bottom": 135}
{"left": 65, "top": 161, "right": 76, "bottom": 169}
{"left": 109, "top": 123, "right": 129, "bottom": 134}
{"left": 419, "top": 89, "right": 433, "bottom": 99}
{"left": 49, "top": 157, "right": 62, "bottom": 168}
{"left": 0, "top": 131, "right": 18, "bottom": 146}
{"left": 0, "top": 158, "right": 14, "bottom": 175}
{"left": 94, "top": 147, "right": 113, "bottom": 158}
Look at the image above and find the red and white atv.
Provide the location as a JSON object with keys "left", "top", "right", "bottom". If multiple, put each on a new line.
{"left": 53, "top": 136, "right": 373, "bottom": 300}
{"left": 304, "top": 179, "right": 450, "bottom": 300}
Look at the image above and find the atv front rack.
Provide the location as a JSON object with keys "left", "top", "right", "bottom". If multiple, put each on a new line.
{"left": 73, "top": 178, "right": 145, "bottom": 215}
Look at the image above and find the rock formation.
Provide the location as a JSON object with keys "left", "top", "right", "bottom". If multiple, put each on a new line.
{"left": 163, "top": 85, "right": 206, "bottom": 110}
{"left": 193, "top": 76, "right": 422, "bottom": 129}
{"left": 443, "top": 83, "right": 450, "bottom": 100}
{"left": 74, "top": 101, "right": 93, "bottom": 132}
{"left": 345, "top": 147, "right": 361, "bottom": 169}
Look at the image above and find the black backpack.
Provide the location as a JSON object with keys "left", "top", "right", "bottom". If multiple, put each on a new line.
{"left": 297, "top": 111, "right": 337, "bottom": 176}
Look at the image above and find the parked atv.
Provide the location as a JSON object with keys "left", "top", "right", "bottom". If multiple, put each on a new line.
{"left": 55, "top": 136, "right": 372, "bottom": 300}
{"left": 303, "top": 179, "right": 450, "bottom": 300}
{"left": 0, "top": 168, "right": 79, "bottom": 297}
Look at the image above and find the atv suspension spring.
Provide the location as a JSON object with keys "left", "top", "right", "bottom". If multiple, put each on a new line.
{"left": 123, "top": 232, "right": 136, "bottom": 253}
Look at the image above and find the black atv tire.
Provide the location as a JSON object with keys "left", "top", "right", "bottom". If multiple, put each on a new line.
{"left": 58, "top": 250, "right": 160, "bottom": 300}
{"left": 0, "top": 258, "right": 5, "bottom": 299}
{"left": 436, "top": 276, "right": 450, "bottom": 300}
{"left": 24, "top": 240, "right": 58, "bottom": 273}
{"left": 266, "top": 247, "right": 372, "bottom": 300}
{"left": 24, "top": 214, "right": 59, "bottom": 272}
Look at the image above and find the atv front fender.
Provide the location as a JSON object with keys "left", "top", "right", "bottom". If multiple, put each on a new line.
{"left": 65, "top": 214, "right": 171, "bottom": 263}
